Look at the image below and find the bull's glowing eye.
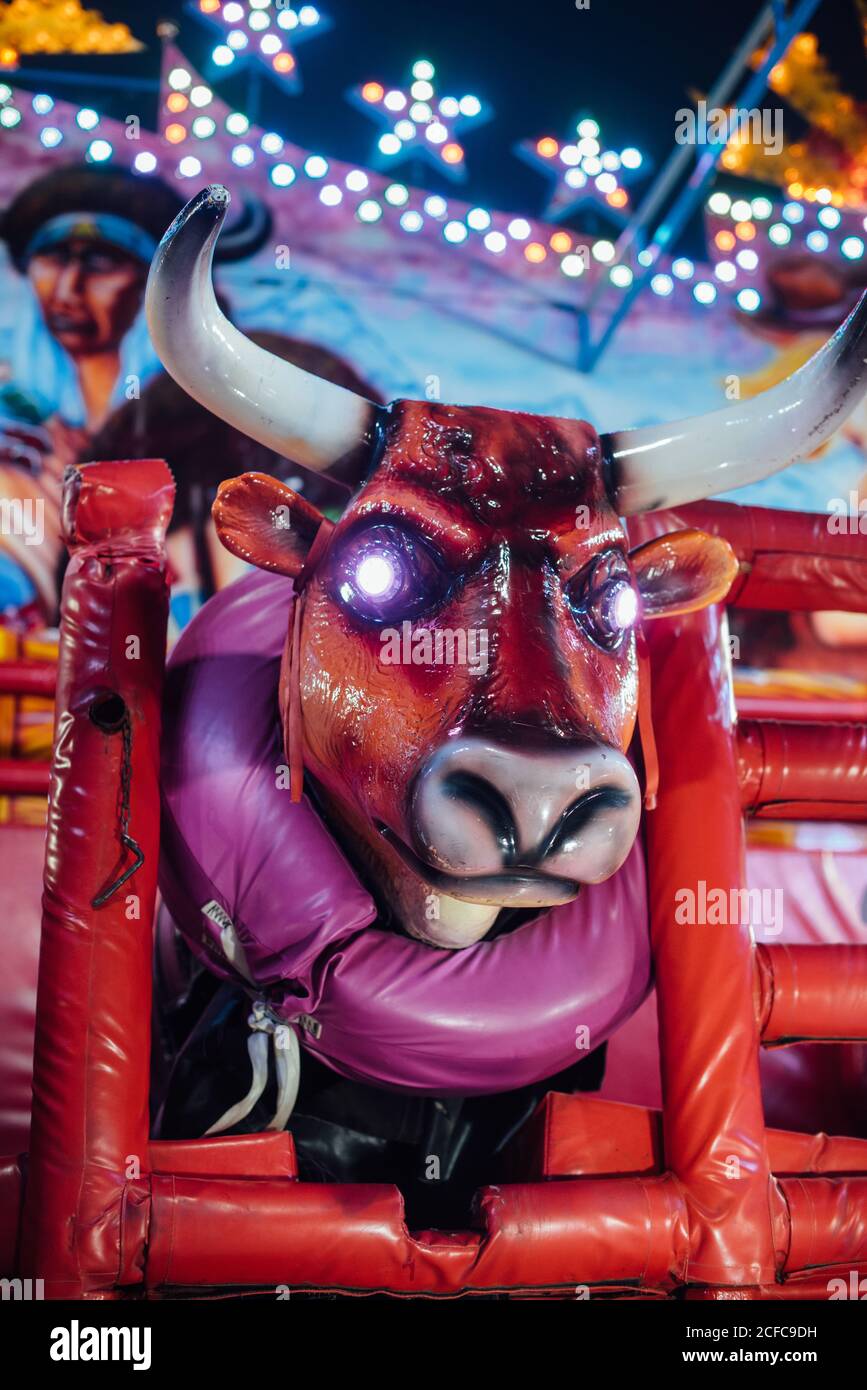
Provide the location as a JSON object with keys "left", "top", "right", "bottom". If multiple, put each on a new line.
{"left": 612, "top": 584, "right": 638, "bottom": 629}
{"left": 331, "top": 521, "right": 448, "bottom": 623}
{"left": 356, "top": 554, "right": 397, "bottom": 598}
{"left": 566, "top": 549, "right": 638, "bottom": 652}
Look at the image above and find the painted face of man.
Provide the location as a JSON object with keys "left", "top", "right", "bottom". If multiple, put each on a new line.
{"left": 27, "top": 237, "right": 146, "bottom": 357}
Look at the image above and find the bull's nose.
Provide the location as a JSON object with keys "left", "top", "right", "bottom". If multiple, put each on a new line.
{"left": 411, "top": 738, "right": 641, "bottom": 886}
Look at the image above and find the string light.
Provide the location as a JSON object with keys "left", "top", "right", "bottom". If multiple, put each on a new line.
{"left": 736, "top": 288, "right": 761, "bottom": 313}
{"left": 806, "top": 228, "right": 829, "bottom": 252}
{"left": 15, "top": 36, "right": 862, "bottom": 320}
{"left": 651, "top": 273, "right": 674, "bottom": 296}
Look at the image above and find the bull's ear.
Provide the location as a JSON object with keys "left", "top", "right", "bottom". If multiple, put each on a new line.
{"left": 212, "top": 472, "right": 327, "bottom": 577}
{"left": 630, "top": 528, "right": 738, "bottom": 619}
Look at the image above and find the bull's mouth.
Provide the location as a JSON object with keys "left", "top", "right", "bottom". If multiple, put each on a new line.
{"left": 375, "top": 823, "right": 580, "bottom": 908}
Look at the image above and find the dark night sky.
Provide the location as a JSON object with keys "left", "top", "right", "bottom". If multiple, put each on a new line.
{"left": 8, "top": 0, "right": 867, "bottom": 255}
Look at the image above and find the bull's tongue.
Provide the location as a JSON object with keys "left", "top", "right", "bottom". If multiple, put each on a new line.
{"left": 406, "top": 896, "right": 500, "bottom": 950}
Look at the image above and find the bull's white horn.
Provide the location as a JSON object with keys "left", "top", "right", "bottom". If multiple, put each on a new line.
{"left": 602, "top": 289, "right": 867, "bottom": 515}
{"left": 145, "top": 186, "right": 376, "bottom": 473}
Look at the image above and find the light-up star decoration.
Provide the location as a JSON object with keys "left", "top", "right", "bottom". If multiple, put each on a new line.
{"left": 515, "top": 118, "right": 645, "bottom": 224}
{"left": 187, "top": 0, "right": 329, "bottom": 93}
{"left": 348, "top": 59, "right": 491, "bottom": 183}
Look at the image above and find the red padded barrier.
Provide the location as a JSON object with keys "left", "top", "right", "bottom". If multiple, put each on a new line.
{"left": 3, "top": 483, "right": 865, "bottom": 1300}
{"left": 0, "top": 761, "right": 49, "bottom": 796}
{"left": 0, "top": 825, "right": 47, "bottom": 1153}
{"left": 757, "top": 945, "right": 867, "bottom": 1043}
{"left": 782, "top": 1178, "right": 867, "bottom": 1273}
{"left": 148, "top": 1133, "right": 298, "bottom": 1179}
{"left": 0, "top": 1155, "right": 22, "bottom": 1276}
{"left": 643, "top": 605, "right": 779, "bottom": 1285}
{"left": 144, "top": 1174, "right": 688, "bottom": 1294}
{"left": 736, "top": 698, "right": 867, "bottom": 724}
{"left": 739, "top": 721, "right": 867, "bottom": 820}
{"left": 504, "top": 1093, "right": 867, "bottom": 1180}
{"left": 676, "top": 501, "right": 867, "bottom": 613}
{"left": 0, "top": 662, "right": 56, "bottom": 698}
{"left": 18, "top": 459, "right": 173, "bottom": 1299}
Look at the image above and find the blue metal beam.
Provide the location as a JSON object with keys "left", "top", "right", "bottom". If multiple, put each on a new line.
{"left": 577, "top": 0, "right": 825, "bottom": 372}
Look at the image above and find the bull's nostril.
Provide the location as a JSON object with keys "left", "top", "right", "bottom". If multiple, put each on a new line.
{"left": 440, "top": 770, "right": 518, "bottom": 864}
{"left": 539, "top": 786, "right": 634, "bottom": 861}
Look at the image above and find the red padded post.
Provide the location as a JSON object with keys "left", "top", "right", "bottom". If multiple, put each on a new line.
{"left": 644, "top": 605, "right": 779, "bottom": 1286}
{"left": 19, "top": 459, "right": 173, "bottom": 1298}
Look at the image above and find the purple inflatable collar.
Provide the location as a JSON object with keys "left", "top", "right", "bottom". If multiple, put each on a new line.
{"left": 159, "top": 568, "right": 653, "bottom": 1097}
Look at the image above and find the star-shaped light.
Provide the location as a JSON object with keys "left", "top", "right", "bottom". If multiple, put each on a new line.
{"left": 188, "top": 0, "right": 330, "bottom": 93}
{"left": 348, "top": 59, "right": 491, "bottom": 183}
{"left": 515, "top": 117, "right": 645, "bottom": 224}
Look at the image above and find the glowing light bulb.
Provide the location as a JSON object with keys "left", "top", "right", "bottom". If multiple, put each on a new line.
{"left": 736, "top": 288, "right": 761, "bottom": 313}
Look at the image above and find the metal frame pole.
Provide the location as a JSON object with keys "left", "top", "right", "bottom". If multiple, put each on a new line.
{"left": 578, "top": 0, "right": 824, "bottom": 372}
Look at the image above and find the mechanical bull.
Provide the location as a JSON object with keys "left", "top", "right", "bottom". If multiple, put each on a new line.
{"left": 146, "top": 188, "right": 867, "bottom": 1153}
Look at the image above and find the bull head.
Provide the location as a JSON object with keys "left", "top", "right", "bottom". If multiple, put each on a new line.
{"left": 147, "top": 187, "right": 867, "bottom": 949}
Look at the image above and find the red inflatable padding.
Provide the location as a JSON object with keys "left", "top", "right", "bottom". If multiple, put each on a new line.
{"left": 675, "top": 501, "right": 867, "bottom": 613}
{"left": 738, "top": 720, "right": 867, "bottom": 821}
{"left": 148, "top": 1133, "right": 298, "bottom": 1179}
{"left": 782, "top": 1178, "right": 867, "bottom": 1273}
{"left": 687, "top": 1272, "right": 867, "bottom": 1300}
{"left": 757, "top": 945, "right": 867, "bottom": 1043}
{"left": 18, "top": 459, "right": 173, "bottom": 1299}
{"left": 504, "top": 1094, "right": 867, "bottom": 1180}
{"left": 142, "top": 1174, "right": 688, "bottom": 1294}
{"left": 0, "top": 824, "right": 47, "bottom": 1154}
{"left": 0, "top": 662, "right": 56, "bottom": 698}
{"left": 7, "top": 468, "right": 864, "bottom": 1299}
{"left": 643, "top": 606, "right": 778, "bottom": 1285}
{"left": 736, "top": 698, "right": 867, "bottom": 724}
{"left": 0, "top": 1155, "right": 22, "bottom": 1276}
{"left": 0, "top": 761, "right": 49, "bottom": 796}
